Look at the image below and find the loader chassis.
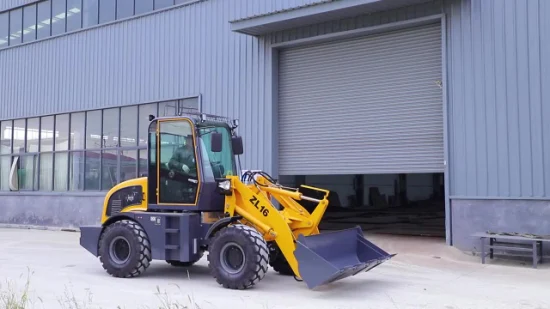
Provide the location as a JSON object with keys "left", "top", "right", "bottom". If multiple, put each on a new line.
{"left": 79, "top": 112, "right": 394, "bottom": 290}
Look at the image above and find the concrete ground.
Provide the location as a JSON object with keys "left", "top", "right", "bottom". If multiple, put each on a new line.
{"left": 0, "top": 227, "right": 549, "bottom": 309}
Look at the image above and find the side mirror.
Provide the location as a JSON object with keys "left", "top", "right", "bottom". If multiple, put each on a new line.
{"left": 232, "top": 136, "right": 243, "bottom": 155}
{"left": 211, "top": 132, "right": 223, "bottom": 152}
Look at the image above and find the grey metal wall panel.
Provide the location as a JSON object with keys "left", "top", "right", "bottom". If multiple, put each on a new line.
{"left": 444, "top": 0, "right": 550, "bottom": 198}
{"left": 277, "top": 23, "right": 443, "bottom": 175}
{"left": 0, "top": 0, "right": 36, "bottom": 11}
{"left": 229, "top": 0, "right": 333, "bottom": 21}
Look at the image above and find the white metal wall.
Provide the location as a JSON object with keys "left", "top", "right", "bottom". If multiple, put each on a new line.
{"left": 277, "top": 23, "right": 444, "bottom": 175}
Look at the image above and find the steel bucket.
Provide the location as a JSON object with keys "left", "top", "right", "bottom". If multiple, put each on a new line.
{"left": 293, "top": 226, "right": 395, "bottom": 289}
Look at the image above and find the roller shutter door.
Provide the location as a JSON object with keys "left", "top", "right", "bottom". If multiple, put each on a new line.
{"left": 277, "top": 23, "right": 444, "bottom": 175}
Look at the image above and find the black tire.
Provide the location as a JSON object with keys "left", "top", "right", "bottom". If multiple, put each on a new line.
{"left": 268, "top": 243, "right": 294, "bottom": 276}
{"left": 207, "top": 224, "right": 269, "bottom": 290}
{"left": 98, "top": 219, "right": 152, "bottom": 278}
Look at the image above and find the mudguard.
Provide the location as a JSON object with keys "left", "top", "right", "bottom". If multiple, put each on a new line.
{"left": 293, "top": 226, "right": 395, "bottom": 289}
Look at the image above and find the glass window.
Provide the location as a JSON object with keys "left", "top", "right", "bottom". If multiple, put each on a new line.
{"left": 70, "top": 112, "right": 85, "bottom": 150}
{"left": 85, "top": 150, "right": 100, "bottom": 190}
{"left": 0, "top": 156, "right": 10, "bottom": 190}
{"left": 66, "top": 0, "right": 82, "bottom": 32}
{"left": 99, "top": 0, "right": 115, "bottom": 23}
{"left": 179, "top": 97, "right": 199, "bottom": 110}
{"left": 198, "top": 124, "right": 236, "bottom": 178}
{"left": 139, "top": 103, "right": 156, "bottom": 146}
{"left": 37, "top": 0, "right": 51, "bottom": 39}
{"left": 117, "top": 0, "right": 135, "bottom": 19}
{"left": 26, "top": 118, "right": 40, "bottom": 152}
{"left": 0, "top": 12, "right": 8, "bottom": 47}
{"left": 9, "top": 8, "right": 23, "bottom": 46}
{"left": 102, "top": 108, "right": 119, "bottom": 148}
{"left": 82, "top": 0, "right": 99, "bottom": 27}
{"left": 158, "top": 100, "right": 177, "bottom": 117}
{"left": 120, "top": 106, "right": 137, "bottom": 147}
{"left": 69, "top": 151, "right": 84, "bottom": 190}
{"left": 86, "top": 110, "right": 101, "bottom": 149}
{"left": 40, "top": 116, "right": 54, "bottom": 152}
{"left": 40, "top": 153, "right": 53, "bottom": 190}
{"left": 51, "top": 0, "right": 66, "bottom": 35}
{"left": 12, "top": 119, "right": 25, "bottom": 153}
{"left": 175, "top": 0, "right": 191, "bottom": 4}
{"left": 120, "top": 150, "right": 137, "bottom": 182}
{"left": 23, "top": 4, "right": 37, "bottom": 43}
{"left": 138, "top": 149, "right": 147, "bottom": 177}
{"left": 101, "top": 150, "right": 118, "bottom": 190}
{"left": 158, "top": 120, "right": 198, "bottom": 204}
{"left": 135, "top": 0, "right": 153, "bottom": 14}
{"left": 19, "top": 155, "right": 38, "bottom": 190}
{"left": 154, "top": 0, "right": 174, "bottom": 10}
{"left": 54, "top": 152, "right": 68, "bottom": 190}
{"left": 56, "top": 114, "right": 69, "bottom": 151}
{"left": 0, "top": 121, "right": 12, "bottom": 154}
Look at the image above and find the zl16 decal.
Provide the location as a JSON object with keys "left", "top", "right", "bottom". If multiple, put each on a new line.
{"left": 249, "top": 195, "right": 269, "bottom": 217}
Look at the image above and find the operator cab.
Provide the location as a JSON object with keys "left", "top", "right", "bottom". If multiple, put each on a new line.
{"left": 146, "top": 112, "right": 243, "bottom": 212}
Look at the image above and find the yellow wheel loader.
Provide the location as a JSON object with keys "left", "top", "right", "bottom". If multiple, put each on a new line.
{"left": 79, "top": 111, "right": 395, "bottom": 290}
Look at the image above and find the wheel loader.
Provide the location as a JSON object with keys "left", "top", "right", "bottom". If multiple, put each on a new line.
{"left": 79, "top": 110, "right": 394, "bottom": 290}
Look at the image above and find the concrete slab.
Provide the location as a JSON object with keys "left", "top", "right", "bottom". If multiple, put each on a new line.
{"left": 0, "top": 228, "right": 549, "bottom": 309}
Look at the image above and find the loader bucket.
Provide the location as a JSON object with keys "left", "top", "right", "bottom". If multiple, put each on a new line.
{"left": 294, "top": 226, "right": 395, "bottom": 289}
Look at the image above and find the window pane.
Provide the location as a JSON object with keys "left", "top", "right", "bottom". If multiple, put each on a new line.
{"left": 85, "top": 150, "right": 100, "bottom": 190}
{"left": 23, "top": 4, "right": 37, "bottom": 43}
{"left": 138, "top": 149, "right": 148, "bottom": 177}
{"left": 19, "top": 155, "right": 37, "bottom": 190}
{"left": 12, "top": 119, "right": 25, "bottom": 153}
{"left": 135, "top": 0, "right": 153, "bottom": 14}
{"left": 0, "top": 13, "right": 8, "bottom": 47}
{"left": 0, "top": 156, "right": 10, "bottom": 190}
{"left": 40, "top": 153, "right": 53, "bottom": 190}
{"left": 0, "top": 121, "right": 12, "bottom": 154}
{"left": 37, "top": 0, "right": 51, "bottom": 39}
{"left": 158, "top": 100, "right": 176, "bottom": 117}
{"left": 69, "top": 151, "right": 84, "bottom": 190}
{"left": 66, "top": 0, "right": 82, "bottom": 32}
{"left": 154, "top": 0, "right": 174, "bottom": 10}
{"left": 40, "top": 116, "right": 54, "bottom": 151}
{"left": 54, "top": 152, "right": 68, "bottom": 190}
{"left": 82, "top": 0, "right": 99, "bottom": 27}
{"left": 86, "top": 110, "right": 101, "bottom": 149}
{"left": 26, "top": 117, "right": 40, "bottom": 152}
{"left": 51, "top": 0, "right": 66, "bottom": 35}
{"left": 9, "top": 8, "right": 22, "bottom": 46}
{"left": 70, "top": 112, "right": 85, "bottom": 149}
{"left": 117, "top": 0, "right": 134, "bottom": 19}
{"left": 158, "top": 120, "right": 197, "bottom": 204}
{"left": 175, "top": 0, "right": 191, "bottom": 4}
{"left": 120, "top": 150, "right": 137, "bottom": 182}
{"left": 179, "top": 97, "right": 199, "bottom": 110}
{"left": 102, "top": 108, "right": 119, "bottom": 148}
{"left": 55, "top": 114, "right": 69, "bottom": 151}
{"left": 139, "top": 103, "right": 156, "bottom": 146}
{"left": 120, "top": 106, "right": 137, "bottom": 147}
{"left": 102, "top": 150, "right": 118, "bottom": 190}
{"left": 99, "top": 0, "right": 115, "bottom": 23}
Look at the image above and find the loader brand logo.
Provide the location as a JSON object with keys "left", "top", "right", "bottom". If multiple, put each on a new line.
{"left": 249, "top": 195, "right": 269, "bottom": 217}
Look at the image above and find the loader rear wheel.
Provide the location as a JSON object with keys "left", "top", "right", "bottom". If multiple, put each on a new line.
{"left": 207, "top": 224, "right": 269, "bottom": 290}
{"left": 98, "top": 219, "right": 152, "bottom": 278}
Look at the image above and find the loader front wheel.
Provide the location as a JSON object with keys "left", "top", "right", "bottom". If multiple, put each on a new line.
{"left": 98, "top": 219, "right": 152, "bottom": 278}
{"left": 207, "top": 224, "right": 269, "bottom": 290}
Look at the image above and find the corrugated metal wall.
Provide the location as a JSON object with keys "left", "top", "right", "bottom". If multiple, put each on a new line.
{"left": 0, "top": 0, "right": 36, "bottom": 11}
{"left": 1, "top": 0, "right": 548, "bottom": 199}
{"left": 445, "top": 0, "right": 550, "bottom": 198}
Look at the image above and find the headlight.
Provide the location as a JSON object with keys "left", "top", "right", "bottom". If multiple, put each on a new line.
{"left": 218, "top": 180, "right": 231, "bottom": 191}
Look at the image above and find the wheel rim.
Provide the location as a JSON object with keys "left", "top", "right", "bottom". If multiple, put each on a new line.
{"left": 109, "top": 236, "right": 131, "bottom": 264}
{"left": 219, "top": 242, "right": 246, "bottom": 274}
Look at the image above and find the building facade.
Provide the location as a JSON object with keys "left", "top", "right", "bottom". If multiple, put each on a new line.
{"left": 0, "top": 0, "right": 549, "bottom": 254}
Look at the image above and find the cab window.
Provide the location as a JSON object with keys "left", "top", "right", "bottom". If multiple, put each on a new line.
{"left": 157, "top": 120, "right": 198, "bottom": 204}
